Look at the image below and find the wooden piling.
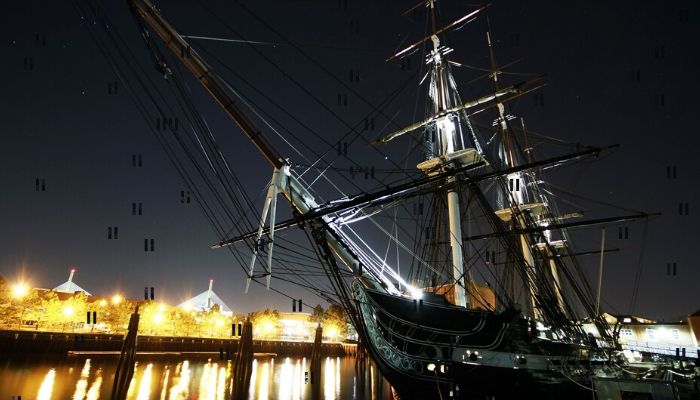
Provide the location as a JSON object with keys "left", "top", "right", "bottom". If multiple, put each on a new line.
{"left": 111, "top": 305, "right": 140, "bottom": 400}
{"left": 232, "top": 317, "right": 254, "bottom": 400}
{"left": 309, "top": 323, "right": 323, "bottom": 399}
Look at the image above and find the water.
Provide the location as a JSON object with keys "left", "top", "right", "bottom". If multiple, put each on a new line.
{"left": 0, "top": 356, "right": 392, "bottom": 399}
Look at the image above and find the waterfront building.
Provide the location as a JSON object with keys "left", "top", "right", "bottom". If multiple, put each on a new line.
{"left": 52, "top": 268, "right": 91, "bottom": 296}
{"left": 177, "top": 279, "right": 232, "bottom": 315}
{"left": 605, "top": 313, "right": 699, "bottom": 360}
{"left": 278, "top": 311, "right": 313, "bottom": 341}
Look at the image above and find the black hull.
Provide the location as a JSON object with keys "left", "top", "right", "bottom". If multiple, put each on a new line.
{"left": 354, "top": 284, "right": 616, "bottom": 399}
{"left": 376, "top": 359, "right": 593, "bottom": 400}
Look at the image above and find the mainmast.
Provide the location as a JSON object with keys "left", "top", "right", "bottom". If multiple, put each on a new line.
{"left": 417, "top": 1, "right": 483, "bottom": 307}
{"left": 432, "top": 33, "right": 468, "bottom": 307}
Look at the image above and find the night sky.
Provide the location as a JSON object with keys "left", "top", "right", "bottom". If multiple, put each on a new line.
{"left": 1, "top": 0, "right": 698, "bottom": 320}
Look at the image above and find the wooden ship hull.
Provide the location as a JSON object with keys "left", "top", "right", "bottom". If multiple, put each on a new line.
{"left": 354, "top": 284, "right": 619, "bottom": 399}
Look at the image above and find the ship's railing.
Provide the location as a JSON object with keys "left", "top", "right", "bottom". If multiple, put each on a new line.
{"left": 621, "top": 340, "right": 699, "bottom": 359}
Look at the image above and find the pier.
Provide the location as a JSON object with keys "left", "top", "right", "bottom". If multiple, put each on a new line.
{"left": 0, "top": 329, "right": 354, "bottom": 358}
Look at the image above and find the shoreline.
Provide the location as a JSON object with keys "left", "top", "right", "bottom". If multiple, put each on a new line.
{"left": 0, "top": 329, "right": 356, "bottom": 359}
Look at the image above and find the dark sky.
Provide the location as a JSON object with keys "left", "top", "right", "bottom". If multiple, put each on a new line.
{"left": 1, "top": 0, "right": 698, "bottom": 319}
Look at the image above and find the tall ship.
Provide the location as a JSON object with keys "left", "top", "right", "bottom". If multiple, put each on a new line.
{"left": 84, "top": 0, "right": 695, "bottom": 398}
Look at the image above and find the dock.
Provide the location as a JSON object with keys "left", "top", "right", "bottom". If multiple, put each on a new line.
{"left": 0, "top": 329, "right": 355, "bottom": 358}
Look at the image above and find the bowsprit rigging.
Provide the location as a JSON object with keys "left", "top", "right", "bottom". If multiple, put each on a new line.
{"left": 74, "top": 0, "right": 343, "bottom": 305}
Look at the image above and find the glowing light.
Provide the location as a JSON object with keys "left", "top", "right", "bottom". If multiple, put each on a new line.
{"left": 136, "top": 363, "right": 153, "bottom": 400}
{"left": 216, "top": 365, "right": 226, "bottom": 400}
{"left": 111, "top": 294, "right": 123, "bottom": 305}
{"left": 253, "top": 314, "right": 279, "bottom": 339}
{"left": 85, "top": 371, "right": 102, "bottom": 400}
{"left": 336, "top": 356, "right": 340, "bottom": 396}
{"left": 169, "top": 361, "right": 191, "bottom": 400}
{"left": 292, "top": 359, "right": 302, "bottom": 400}
{"left": 278, "top": 358, "right": 293, "bottom": 400}
{"left": 258, "top": 361, "right": 269, "bottom": 400}
{"left": 12, "top": 282, "right": 29, "bottom": 299}
{"left": 409, "top": 286, "right": 423, "bottom": 300}
{"left": 72, "top": 359, "right": 91, "bottom": 400}
{"left": 263, "top": 322, "right": 274, "bottom": 333}
{"left": 198, "top": 361, "right": 213, "bottom": 400}
{"left": 37, "top": 368, "right": 56, "bottom": 400}
{"left": 198, "top": 360, "right": 222, "bottom": 400}
{"left": 324, "top": 357, "right": 335, "bottom": 400}
{"left": 326, "top": 326, "right": 338, "bottom": 341}
{"left": 427, "top": 363, "right": 436, "bottom": 372}
{"left": 216, "top": 318, "right": 224, "bottom": 327}
{"left": 63, "top": 305, "right": 75, "bottom": 317}
{"left": 160, "top": 368, "right": 170, "bottom": 400}
{"left": 126, "top": 363, "right": 138, "bottom": 398}
{"left": 158, "top": 303, "right": 166, "bottom": 312}
{"left": 248, "top": 359, "right": 258, "bottom": 399}
{"left": 99, "top": 299, "right": 108, "bottom": 307}
{"left": 153, "top": 313, "right": 164, "bottom": 325}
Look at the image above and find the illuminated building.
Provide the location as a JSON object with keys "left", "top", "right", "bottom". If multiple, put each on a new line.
{"left": 53, "top": 268, "right": 91, "bottom": 296}
{"left": 177, "top": 279, "right": 232, "bottom": 316}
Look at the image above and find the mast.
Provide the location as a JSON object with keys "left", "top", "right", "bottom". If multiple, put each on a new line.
{"left": 487, "top": 30, "right": 540, "bottom": 318}
{"left": 427, "top": 1, "right": 467, "bottom": 307}
{"left": 382, "top": 1, "right": 491, "bottom": 307}
{"left": 487, "top": 31, "right": 566, "bottom": 319}
{"left": 488, "top": 30, "right": 536, "bottom": 317}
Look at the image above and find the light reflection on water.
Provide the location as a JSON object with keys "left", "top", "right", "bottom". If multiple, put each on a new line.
{"left": 36, "top": 368, "right": 55, "bottom": 400}
{"left": 159, "top": 367, "right": 169, "bottom": 400}
{"left": 136, "top": 363, "right": 153, "bottom": 400}
{"left": 277, "top": 358, "right": 293, "bottom": 400}
{"left": 73, "top": 359, "right": 90, "bottom": 400}
{"left": 169, "top": 360, "right": 190, "bottom": 400}
{"left": 85, "top": 370, "right": 102, "bottom": 400}
{"left": 0, "top": 355, "right": 392, "bottom": 399}
{"left": 324, "top": 357, "right": 335, "bottom": 399}
{"left": 248, "top": 359, "right": 258, "bottom": 399}
{"left": 258, "top": 360, "right": 270, "bottom": 400}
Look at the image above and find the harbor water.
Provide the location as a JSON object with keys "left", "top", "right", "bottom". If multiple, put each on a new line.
{"left": 0, "top": 355, "right": 393, "bottom": 399}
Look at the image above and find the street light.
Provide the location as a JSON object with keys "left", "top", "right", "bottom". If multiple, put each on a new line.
{"left": 326, "top": 325, "right": 338, "bottom": 342}
{"left": 11, "top": 282, "right": 29, "bottom": 299}
{"left": 62, "top": 305, "right": 75, "bottom": 332}
{"left": 63, "top": 305, "right": 75, "bottom": 317}
{"left": 111, "top": 294, "right": 123, "bottom": 305}
{"left": 11, "top": 281, "right": 30, "bottom": 329}
{"left": 153, "top": 312, "right": 164, "bottom": 325}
